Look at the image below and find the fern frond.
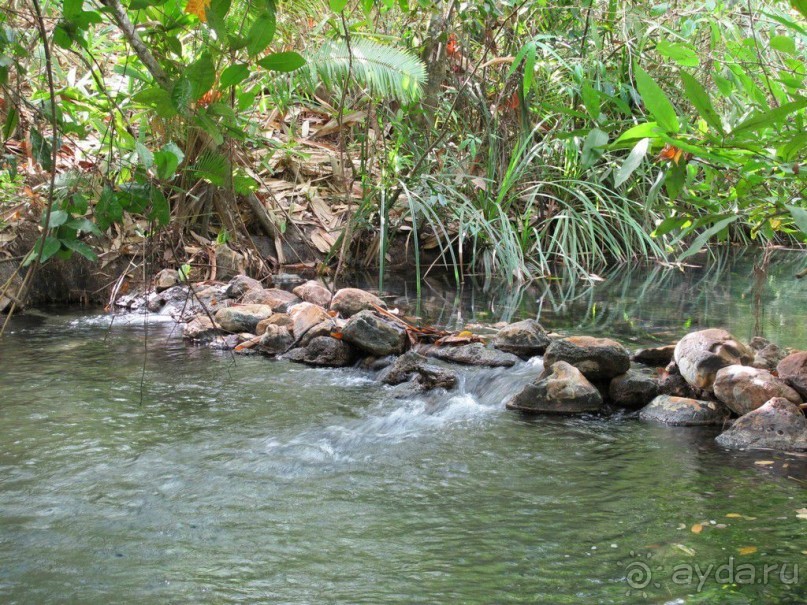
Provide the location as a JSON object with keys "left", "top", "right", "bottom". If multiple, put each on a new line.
{"left": 307, "top": 38, "right": 427, "bottom": 104}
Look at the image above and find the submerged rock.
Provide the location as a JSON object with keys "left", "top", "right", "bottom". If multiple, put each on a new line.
{"left": 777, "top": 351, "right": 807, "bottom": 400}
{"left": 330, "top": 288, "right": 386, "bottom": 318}
{"left": 715, "top": 397, "right": 807, "bottom": 451}
{"left": 225, "top": 275, "right": 263, "bottom": 298}
{"left": 506, "top": 361, "right": 602, "bottom": 414}
{"left": 287, "top": 336, "right": 354, "bottom": 367}
{"left": 182, "top": 314, "right": 219, "bottom": 343}
{"left": 713, "top": 365, "right": 801, "bottom": 416}
{"left": 418, "top": 342, "right": 520, "bottom": 367}
{"left": 493, "top": 319, "right": 550, "bottom": 358}
{"left": 639, "top": 395, "right": 730, "bottom": 426}
{"left": 214, "top": 304, "right": 273, "bottom": 333}
{"left": 543, "top": 336, "right": 630, "bottom": 381}
{"left": 342, "top": 310, "right": 407, "bottom": 356}
{"left": 609, "top": 370, "right": 659, "bottom": 409}
{"left": 293, "top": 280, "right": 333, "bottom": 307}
{"left": 377, "top": 350, "right": 458, "bottom": 391}
{"left": 241, "top": 288, "right": 300, "bottom": 312}
{"left": 632, "top": 344, "right": 676, "bottom": 367}
{"left": 673, "top": 329, "right": 753, "bottom": 390}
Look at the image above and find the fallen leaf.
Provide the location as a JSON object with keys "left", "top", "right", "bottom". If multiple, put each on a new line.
{"left": 726, "top": 513, "right": 743, "bottom": 518}
{"left": 754, "top": 460, "right": 775, "bottom": 466}
{"left": 673, "top": 544, "right": 697, "bottom": 556}
{"left": 691, "top": 524, "right": 703, "bottom": 534}
{"left": 797, "top": 508, "right": 807, "bottom": 520}
{"left": 738, "top": 546, "right": 758, "bottom": 555}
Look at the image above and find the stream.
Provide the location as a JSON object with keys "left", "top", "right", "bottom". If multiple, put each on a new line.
{"left": 1, "top": 251, "right": 805, "bottom": 603}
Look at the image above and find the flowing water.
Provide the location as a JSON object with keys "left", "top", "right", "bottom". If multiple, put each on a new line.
{"left": 1, "top": 252, "right": 805, "bottom": 604}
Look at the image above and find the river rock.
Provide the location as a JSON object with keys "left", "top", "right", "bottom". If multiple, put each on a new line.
{"left": 288, "top": 302, "right": 332, "bottom": 341}
{"left": 632, "top": 344, "right": 676, "bottom": 366}
{"left": 330, "top": 288, "right": 386, "bottom": 317}
{"left": 299, "top": 320, "right": 338, "bottom": 347}
{"left": 256, "top": 313, "right": 293, "bottom": 334}
{"left": 214, "top": 244, "right": 245, "bottom": 280}
{"left": 225, "top": 275, "right": 262, "bottom": 298}
{"left": 673, "top": 329, "right": 754, "bottom": 390}
{"left": 342, "top": 310, "right": 407, "bottom": 356}
{"left": 377, "top": 350, "right": 457, "bottom": 391}
{"left": 713, "top": 365, "right": 801, "bottom": 416}
{"left": 214, "top": 304, "right": 273, "bottom": 333}
{"left": 154, "top": 268, "right": 179, "bottom": 292}
{"left": 506, "top": 361, "right": 603, "bottom": 414}
{"left": 777, "top": 351, "right": 807, "bottom": 400}
{"left": 543, "top": 336, "right": 630, "bottom": 381}
{"left": 258, "top": 324, "right": 294, "bottom": 356}
{"left": 418, "top": 342, "right": 520, "bottom": 367}
{"left": 241, "top": 288, "right": 301, "bottom": 312}
{"left": 183, "top": 314, "right": 219, "bottom": 343}
{"left": 609, "top": 370, "right": 659, "bottom": 409}
{"left": 289, "top": 336, "right": 354, "bottom": 367}
{"left": 493, "top": 319, "right": 550, "bottom": 358}
{"left": 639, "top": 395, "right": 731, "bottom": 426}
{"left": 293, "top": 280, "right": 333, "bottom": 307}
{"left": 715, "top": 397, "right": 807, "bottom": 451}
{"left": 751, "top": 343, "right": 787, "bottom": 371}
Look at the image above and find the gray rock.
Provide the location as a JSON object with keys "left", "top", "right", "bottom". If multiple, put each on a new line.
{"left": 214, "top": 304, "right": 273, "bottom": 333}
{"left": 639, "top": 395, "right": 731, "bottom": 426}
{"left": 214, "top": 244, "right": 245, "bottom": 280}
{"left": 417, "top": 342, "right": 520, "bottom": 367}
{"left": 240, "top": 288, "right": 301, "bottom": 312}
{"left": 377, "top": 351, "right": 457, "bottom": 391}
{"left": 182, "top": 314, "right": 219, "bottom": 343}
{"left": 146, "top": 284, "right": 230, "bottom": 320}
{"left": 543, "top": 336, "right": 630, "bottom": 381}
{"left": 713, "top": 365, "right": 801, "bottom": 416}
{"left": 330, "top": 288, "right": 386, "bottom": 318}
{"left": 673, "top": 329, "right": 754, "bottom": 390}
{"left": 632, "top": 344, "right": 676, "bottom": 366}
{"left": 342, "top": 310, "right": 407, "bottom": 356}
{"left": 258, "top": 324, "right": 294, "bottom": 356}
{"left": 506, "top": 361, "right": 603, "bottom": 414}
{"left": 777, "top": 351, "right": 807, "bottom": 400}
{"left": 751, "top": 343, "right": 787, "bottom": 371}
{"left": 225, "top": 275, "right": 263, "bottom": 298}
{"left": 293, "top": 280, "right": 333, "bottom": 307}
{"left": 289, "top": 336, "right": 354, "bottom": 367}
{"left": 715, "top": 397, "right": 807, "bottom": 451}
{"left": 154, "top": 268, "right": 180, "bottom": 292}
{"left": 657, "top": 370, "right": 701, "bottom": 399}
{"left": 609, "top": 370, "right": 659, "bottom": 409}
{"left": 299, "top": 320, "right": 338, "bottom": 347}
{"left": 493, "top": 319, "right": 550, "bottom": 358}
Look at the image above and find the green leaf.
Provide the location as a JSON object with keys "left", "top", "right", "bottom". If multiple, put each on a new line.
{"left": 153, "top": 142, "right": 184, "bottom": 180}
{"left": 2, "top": 105, "right": 18, "bottom": 141}
{"left": 731, "top": 99, "right": 807, "bottom": 136}
{"left": 149, "top": 188, "right": 170, "bottom": 225}
{"left": 581, "top": 128, "right": 609, "bottom": 167}
{"left": 61, "top": 238, "right": 97, "bottom": 261}
{"left": 614, "top": 138, "right": 650, "bottom": 188}
{"left": 634, "top": 65, "right": 679, "bottom": 133}
{"left": 680, "top": 71, "right": 723, "bottom": 135}
{"left": 133, "top": 86, "right": 177, "bottom": 118}
{"left": 23, "top": 236, "right": 61, "bottom": 266}
{"left": 678, "top": 215, "right": 740, "bottom": 260}
{"left": 65, "top": 217, "right": 102, "bottom": 236}
{"left": 171, "top": 77, "right": 193, "bottom": 114}
{"left": 186, "top": 51, "right": 215, "bottom": 100}
{"left": 135, "top": 142, "right": 153, "bottom": 169}
{"left": 614, "top": 122, "right": 661, "bottom": 145}
{"left": 664, "top": 162, "right": 686, "bottom": 201}
{"left": 46, "top": 210, "right": 69, "bottom": 228}
{"left": 790, "top": 0, "right": 807, "bottom": 19}
{"left": 657, "top": 40, "right": 699, "bottom": 67}
{"left": 194, "top": 112, "right": 224, "bottom": 146}
{"left": 770, "top": 35, "right": 796, "bottom": 55}
{"left": 581, "top": 83, "right": 601, "bottom": 121}
{"left": 219, "top": 63, "right": 250, "bottom": 88}
{"left": 257, "top": 51, "right": 306, "bottom": 72}
{"left": 330, "top": 0, "right": 349, "bottom": 11}
{"left": 785, "top": 204, "right": 807, "bottom": 235}
{"left": 29, "top": 128, "right": 53, "bottom": 171}
{"left": 652, "top": 216, "right": 687, "bottom": 237}
{"left": 522, "top": 44, "right": 536, "bottom": 97}
{"left": 246, "top": 11, "right": 277, "bottom": 56}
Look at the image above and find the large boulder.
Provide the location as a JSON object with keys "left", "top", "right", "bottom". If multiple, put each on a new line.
{"left": 182, "top": 314, "right": 219, "bottom": 343}
{"left": 342, "top": 310, "right": 407, "bottom": 356}
{"left": 214, "top": 304, "right": 273, "bottom": 333}
{"left": 286, "top": 336, "right": 354, "bottom": 367}
{"left": 632, "top": 344, "right": 676, "bottom": 367}
{"left": 713, "top": 365, "right": 801, "bottom": 416}
{"left": 288, "top": 302, "right": 332, "bottom": 341}
{"left": 330, "top": 288, "right": 386, "bottom": 318}
{"left": 639, "top": 395, "right": 731, "bottom": 426}
{"left": 543, "top": 336, "right": 630, "bottom": 381}
{"left": 241, "top": 288, "right": 300, "bottom": 312}
{"left": 673, "top": 329, "right": 753, "bottom": 390}
{"left": 777, "top": 351, "right": 807, "bottom": 400}
{"left": 377, "top": 350, "right": 457, "bottom": 391}
{"left": 609, "top": 370, "right": 659, "bottom": 409}
{"left": 258, "top": 324, "right": 294, "bottom": 356}
{"left": 225, "top": 275, "right": 263, "bottom": 298}
{"left": 715, "top": 398, "right": 807, "bottom": 452}
{"left": 506, "top": 361, "right": 603, "bottom": 414}
{"left": 293, "top": 280, "right": 333, "bottom": 308}
{"left": 493, "top": 319, "right": 551, "bottom": 358}
{"left": 418, "top": 343, "right": 520, "bottom": 367}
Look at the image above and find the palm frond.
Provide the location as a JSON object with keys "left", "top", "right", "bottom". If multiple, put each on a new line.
{"left": 306, "top": 38, "right": 427, "bottom": 104}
